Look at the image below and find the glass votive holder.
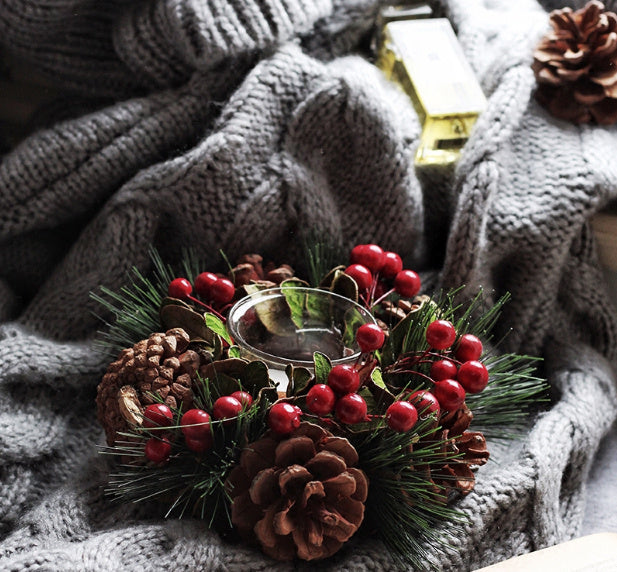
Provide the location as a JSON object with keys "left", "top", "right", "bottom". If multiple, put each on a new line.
{"left": 227, "top": 287, "right": 377, "bottom": 391}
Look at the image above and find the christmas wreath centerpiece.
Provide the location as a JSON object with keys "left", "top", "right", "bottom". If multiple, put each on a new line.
{"left": 94, "top": 244, "right": 546, "bottom": 566}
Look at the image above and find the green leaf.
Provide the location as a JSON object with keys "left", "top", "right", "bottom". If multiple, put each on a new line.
{"left": 280, "top": 282, "right": 308, "bottom": 329}
{"left": 253, "top": 291, "right": 296, "bottom": 336}
{"left": 371, "top": 367, "right": 386, "bottom": 390}
{"left": 159, "top": 299, "right": 214, "bottom": 343}
{"left": 367, "top": 367, "right": 397, "bottom": 410}
{"left": 240, "top": 360, "right": 271, "bottom": 393}
{"left": 293, "top": 367, "right": 313, "bottom": 396}
{"left": 318, "top": 265, "right": 346, "bottom": 289}
{"left": 313, "top": 351, "right": 332, "bottom": 385}
{"left": 227, "top": 345, "right": 241, "bottom": 358}
{"left": 205, "top": 313, "right": 232, "bottom": 345}
{"left": 330, "top": 271, "right": 359, "bottom": 302}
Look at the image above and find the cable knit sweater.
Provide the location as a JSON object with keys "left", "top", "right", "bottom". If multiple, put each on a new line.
{"left": 0, "top": 0, "right": 616, "bottom": 570}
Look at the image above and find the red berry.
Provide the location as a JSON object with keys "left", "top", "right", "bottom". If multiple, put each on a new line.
{"left": 335, "top": 393, "right": 367, "bottom": 424}
{"left": 194, "top": 272, "right": 218, "bottom": 298}
{"left": 350, "top": 244, "right": 385, "bottom": 272}
{"left": 345, "top": 264, "right": 373, "bottom": 291}
{"left": 327, "top": 364, "right": 361, "bottom": 395}
{"left": 356, "top": 323, "right": 385, "bottom": 352}
{"left": 432, "top": 379, "right": 466, "bottom": 411}
{"left": 144, "top": 437, "right": 172, "bottom": 463}
{"left": 425, "top": 319, "right": 457, "bottom": 350}
{"left": 394, "top": 269, "right": 421, "bottom": 298}
{"left": 407, "top": 390, "right": 441, "bottom": 418}
{"left": 180, "top": 409, "right": 211, "bottom": 440}
{"left": 268, "top": 402, "right": 301, "bottom": 434}
{"left": 455, "top": 334, "right": 483, "bottom": 362}
{"left": 457, "top": 360, "right": 489, "bottom": 393}
{"left": 230, "top": 391, "right": 253, "bottom": 409}
{"left": 210, "top": 277, "right": 235, "bottom": 305}
{"left": 386, "top": 400, "right": 418, "bottom": 432}
{"left": 143, "top": 403, "right": 173, "bottom": 428}
{"left": 185, "top": 435, "right": 213, "bottom": 453}
{"left": 168, "top": 277, "right": 192, "bottom": 299}
{"left": 430, "top": 359, "right": 458, "bottom": 381}
{"left": 306, "top": 384, "right": 336, "bottom": 415}
{"left": 212, "top": 396, "right": 243, "bottom": 420}
{"left": 293, "top": 405, "right": 303, "bottom": 417}
{"left": 381, "top": 251, "right": 403, "bottom": 278}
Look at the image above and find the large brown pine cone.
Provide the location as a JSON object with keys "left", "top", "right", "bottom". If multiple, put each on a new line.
{"left": 225, "top": 422, "right": 368, "bottom": 561}
{"left": 532, "top": 1, "right": 617, "bottom": 124}
{"left": 96, "top": 328, "right": 209, "bottom": 445}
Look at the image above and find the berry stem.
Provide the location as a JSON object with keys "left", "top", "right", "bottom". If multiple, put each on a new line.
{"left": 370, "top": 287, "right": 395, "bottom": 309}
{"left": 187, "top": 295, "right": 227, "bottom": 322}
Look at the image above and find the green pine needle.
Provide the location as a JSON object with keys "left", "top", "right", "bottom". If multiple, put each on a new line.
{"left": 91, "top": 248, "right": 206, "bottom": 357}
{"left": 351, "top": 419, "right": 468, "bottom": 567}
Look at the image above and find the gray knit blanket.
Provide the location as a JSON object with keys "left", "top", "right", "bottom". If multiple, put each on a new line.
{"left": 1, "top": 0, "right": 616, "bottom": 570}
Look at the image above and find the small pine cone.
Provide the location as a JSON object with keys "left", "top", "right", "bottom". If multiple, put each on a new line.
{"left": 231, "top": 254, "right": 265, "bottom": 286}
{"left": 265, "top": 264, "right": 294, "bottom": 284}
{"left": 532, "top": 1, "right": 617, "bottom": 124}
{"left": 225, "top": 423, "right": 368, "bottom": 561}
{"left": 96, "top": 328, "right": 207, "bottom": 445}
{"left": 419, "top": 405, "right": 489, "bottom": 497}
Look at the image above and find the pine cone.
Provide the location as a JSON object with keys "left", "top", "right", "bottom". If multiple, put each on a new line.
{"left": 230, "top": 254, "right": 295, "bottom": 287}
{"left": 419, "top": 405, "right": 489, "bottom": 498}
{"left": 532, "top": 1, "right": 617, "bottom": 124}
{"left": 225, "top": 422, "right": 368, "bottom": 561}
{"left": 96, "top": 328, "right": 208, "bottom": 445}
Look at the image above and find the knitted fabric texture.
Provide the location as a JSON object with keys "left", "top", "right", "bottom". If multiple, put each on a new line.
{"left": 0, "top": 0, "right": 616, "bottom": 570}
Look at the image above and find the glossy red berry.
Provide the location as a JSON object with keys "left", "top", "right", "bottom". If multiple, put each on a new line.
{"left": 144, "top": 437, "right": 172, "bottom": 463}
{"left": 194, "top": 272, "right": 218, "bottom": 298}
{"left": 142, "top": 403, "right": 173, "bottom": 428}
{"left": 350, "top": 244, "right": 385, "bottom": 272}
{"left": 268, "top": 402, "right": 302, "bottom": 434}
{"left": 327, "top": 364, "right": 361, "bottom": 395}
{"left": 345, "top": 264, "right": 373, "bottom": 291}
{"left": 381, "top": 251, "right": 403, "bottom": 278}
{"left": 168, "top": 277, "right": 192, "bottom": 299}
{"left": 425, "top": 319, "right": 457, "bottom": 350}
{"left": 210, "top": 277, "right": 235, "bottom": 305}
{"left": 180, "top": 409, "right": 211, "bottom": 440}
{"left": 356, "top": 323, "right": 385, "bottom": 352}
{"left": 407, "top": 390, "right": 441, "bottom": 418}
{"left": 230, "top": 391, "right": 253, "bottom": 409}
{"left": 306, "top": 384, "right": 336, "bottom": 415}
{"left": 432, "top": 379, "right": 466, "bottom": 411}
{"left": 394, "top": 269, "right": 421, "bottom": 298}
{"left": 386, "top": 400, "right": 418, "bottom": 432}
{"left": 457, "top": 360, "right": 489, "bottom": 393}
{"left": 430, "top": 359, "right": 458, "bottom": 381}
{"left": 185, "top": 435, "right": 213, "bottom": 454}
{"left": 212, "top": 396, "right": 243, "bottom": 420}
{"left": 455, "top": 334, "right": 483, "bottom": 362}
{"left": 335, "top": 393, "right": 367, "bottom": 424}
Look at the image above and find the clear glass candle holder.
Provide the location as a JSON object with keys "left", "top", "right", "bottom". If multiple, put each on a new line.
{"left": 227, "top": 287, "right": 377, "bottom": 391}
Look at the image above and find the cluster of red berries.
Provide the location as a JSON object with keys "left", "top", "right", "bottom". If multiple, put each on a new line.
{"left": 168, "top": 271, "right": 236, "bottom": 310}
{"left": 344, "top": 244, "right": 421, "bottom": 303}
{"left": 388, "top": 320, "right": 489, "bottom": 420}
{"left": 266, "top": 323, "right": 387, "bottom": 434}
{"left": 425, "top": 320, "right": 489, "bottom": 411}
{"left": 142, "top": 391, "right": 253, "bottom": 463}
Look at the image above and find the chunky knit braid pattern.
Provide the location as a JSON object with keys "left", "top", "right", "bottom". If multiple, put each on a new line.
{"left": 0, "top": 0, "right": 616, "bottom": 570}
